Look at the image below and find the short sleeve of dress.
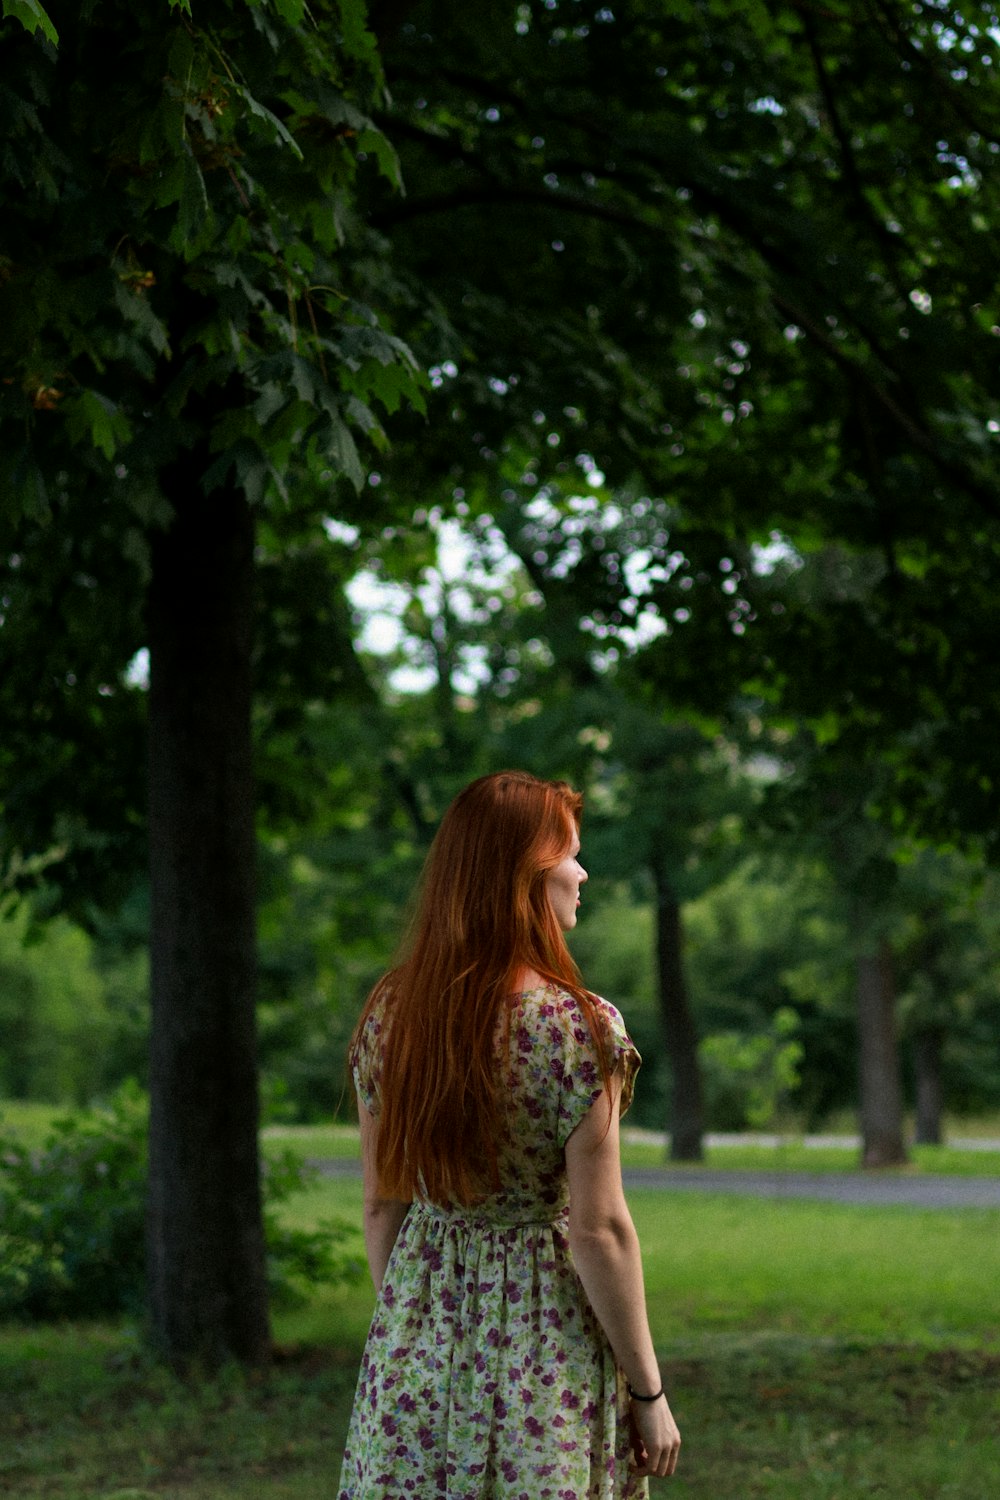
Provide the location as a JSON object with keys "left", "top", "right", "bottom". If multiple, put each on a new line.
{"left": 352, "top": 1001, "right": 387, "bottom": 1116}
{"left": 553, "top": 992, "right": 641, "bottom": 1149}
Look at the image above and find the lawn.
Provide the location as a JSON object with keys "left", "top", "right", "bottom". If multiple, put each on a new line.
{"left": 3, "top": 1104, "right": 1000, "bottom": 1496}
{"left": 2, "top": 1169, "right": 998, "bottom": 1499}
{"left": 260, "top": 1119, "right": 1000, "bottom": 1177}
{"left": 6, "top": 1102, "right": 1000, "bottom": 1176}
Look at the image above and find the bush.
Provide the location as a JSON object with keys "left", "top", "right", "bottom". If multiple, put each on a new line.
{"left": 0, "top": 1084, "right": 362, "bottom": 1322}
{"left": 700, "top": 1008, "right": 804, "bottom": 1131}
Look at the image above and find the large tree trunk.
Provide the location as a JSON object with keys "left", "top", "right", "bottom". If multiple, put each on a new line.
{"left": 652, "top": 865, "right": 704, "bottom": 1162}
{"left": 856, "top": 937, "right": 909, "bottom": 1167}
{"left": 146, "top": 481, "right": 270, "bottom": 1369}
{"left": 913, "top": 1026, "right": 945, "bottom": 1146}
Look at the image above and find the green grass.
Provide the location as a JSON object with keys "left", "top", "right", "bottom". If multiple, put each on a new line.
{"left": 631, "top": 1192, "right": 1000, "bottom": 1347}
{"left": 6, "top": 1104, "right": 1000, "bottom": 1176}
{"left": 272, "top": 1177, "right": 1000, "bottom": 1351}
{"left": 622, "top": 1138, "right": 1000, "bottom": 1176}
{"left": 2, "top": 1323, "right": 997, "bottom": 1499}
{"left": 2, "top": 1175, "right": 999, "bottom": 1497}
{"left": 261, "top": 1120, "right": 1000, "bottom": 1177}
{"left": 262, "top": 1124, "right": 365, "bottom": 1162}
{"left": 663, "top": 1338, "right": 1000, "bottom": 1499}
{"left": 265, "top": 1122, "right": 1000, "bottom": 1177}
{"left": 0, "top": 1321, "right": 358, "bottom": 1499}
{"left": 0, "top": 1099, "right": 74, "bottom": 1152}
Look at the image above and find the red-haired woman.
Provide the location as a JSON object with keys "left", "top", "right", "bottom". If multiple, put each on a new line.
{"left": 337, "top": 770, "right": 680, "bottom": 1498}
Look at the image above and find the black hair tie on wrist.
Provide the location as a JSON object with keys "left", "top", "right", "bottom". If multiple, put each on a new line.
{"left": 627, "top": 1384, "right": 665, "bottom": 1402}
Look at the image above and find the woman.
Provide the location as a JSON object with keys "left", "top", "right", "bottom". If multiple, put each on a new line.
{"left": 337, "top": 770, "right": 681, "bottom": 1498}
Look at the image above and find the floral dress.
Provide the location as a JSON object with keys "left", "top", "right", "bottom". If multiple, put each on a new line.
{"left": 336, "top": 983, "right": 645, "bottom": 1500}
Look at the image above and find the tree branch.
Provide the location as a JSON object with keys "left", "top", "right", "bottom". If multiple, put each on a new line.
{"left": 770, "top": 289, "right": 1000, "bottom": 523}
{"left": 371, "top": 181, "right": 658, "bottom": 234}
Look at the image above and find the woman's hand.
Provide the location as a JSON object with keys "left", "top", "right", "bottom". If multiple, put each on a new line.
{"left": 628, "top": 1394, "right": 681, "bottom": 1479}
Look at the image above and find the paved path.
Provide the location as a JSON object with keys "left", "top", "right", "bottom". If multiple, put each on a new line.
{"left": 307, "top": 1156, "right": 1000, "bottom": 1209}
{"left": 619, "top": 1165, "right": 1000, "bottom": 1209}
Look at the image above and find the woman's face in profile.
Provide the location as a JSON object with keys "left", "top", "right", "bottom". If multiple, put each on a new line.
{"left": 545, "top": 828, "right": 588, "bottom": 931}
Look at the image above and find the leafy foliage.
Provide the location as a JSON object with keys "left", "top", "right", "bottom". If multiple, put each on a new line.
{"left": 0, "top": 0, "right": 425, "bottom": 913}
{"left": 699, "top": 1007, "right": 803, "bottom": 1131}
{"left": 0, "top": 1086, "right": 363, "bottom": 1321}
{"left": 364, "top": 0, "right": 1000, "bottom": 850}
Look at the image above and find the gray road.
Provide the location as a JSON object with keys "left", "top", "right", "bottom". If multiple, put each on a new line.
{"left": 308, "top": 1156, "right": 1000, "bottom": 1209}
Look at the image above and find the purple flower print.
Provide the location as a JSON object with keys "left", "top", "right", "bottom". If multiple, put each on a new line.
{"left": 337, "top": 984, "right": 642, "bottom": 1500}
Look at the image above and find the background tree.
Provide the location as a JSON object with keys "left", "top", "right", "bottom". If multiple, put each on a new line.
{"left": 892, "top": 851, "right": 1000, "bottom": 1146}
{"left": 576, "top": 709, "right": 748, "bottom": 1161}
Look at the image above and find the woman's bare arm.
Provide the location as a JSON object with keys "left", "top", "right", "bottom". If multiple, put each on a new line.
{"left": 359, "top": 1100, "right": 410, "bottom": 1292}
{"left": 565, "top": 1071, "right": 681, "bottom": 1478}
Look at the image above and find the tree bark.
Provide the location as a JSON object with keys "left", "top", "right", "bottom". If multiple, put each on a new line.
{"left": 652, "top": 865, "right": 704, "bottom": 1162}
{"left": 913, "top": 1026, "right": 945, "bottom": 1146}
{"left": 146, "top": 480, "right": 270, "bottom": 1369}
{"left": 856, "top": 937, "right": 909, "bottom": 1167}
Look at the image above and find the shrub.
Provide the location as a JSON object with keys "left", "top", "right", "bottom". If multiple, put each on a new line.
{"left": 0, "top": 1084, "right": 362, "bottom": 1321}
{"left": 700, "top": 1008, "right": 804, "bottom": 1131}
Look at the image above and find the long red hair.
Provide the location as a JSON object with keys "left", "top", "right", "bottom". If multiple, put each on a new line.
{"left": 350, "top": 770, "right": 613, "bottom": 1206}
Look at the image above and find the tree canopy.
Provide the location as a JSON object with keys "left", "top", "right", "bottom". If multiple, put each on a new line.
{"left": 5, "top": 0, "right": 1000, "bottom": 903}
{"left": 363, "top": 0, "right": 1000, "bottom": 847}
{"left": 0, "top": 0, "right": 423, "bottom": 913}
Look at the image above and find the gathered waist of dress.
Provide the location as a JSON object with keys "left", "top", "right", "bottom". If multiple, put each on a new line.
{"left": 410, "top": 1198, "right": 569, "bottom": 1232}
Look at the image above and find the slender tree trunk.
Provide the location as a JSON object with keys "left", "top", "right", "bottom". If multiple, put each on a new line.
{"left": 146, "top": 481, "right": 270, "bottom": 1369}
{"left": 913, "top": 1027, "right": 945, "bottom": 1146}
{"left": 652, "top": 865, "right": 704, "bottom": 1162}
{"left": 856, "top": 937, "right": 909, "bottom": 1167}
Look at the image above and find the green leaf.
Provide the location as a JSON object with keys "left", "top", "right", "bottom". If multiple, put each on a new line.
{"left": 177, "top": 146, "right": 210, "bottom": 248}
{"left": 336, "top": 0, "right": 382, "bottom": 78}
{"left": 323, "top": 412, "right": 364, "bottom": 490}
{"left": 231, "top": 81, "right": 304, "bottom": 160}
{"left": 357, "top": 124, "right": 401, "bottom": 190}
{"left": 2, "top": 0, "right": 58, "bottom": 46}
{"left": 272, "top": 0, "right": 307, "bottom": 24}
{"left": 63, "top": 389, "right": 132, "bottom": 460}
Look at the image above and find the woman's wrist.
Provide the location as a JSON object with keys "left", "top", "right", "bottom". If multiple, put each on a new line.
{"left": 627, "top": 1382, "right": 666, "bottom": 1403}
